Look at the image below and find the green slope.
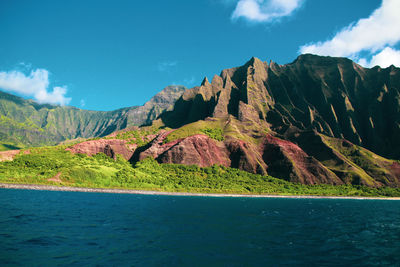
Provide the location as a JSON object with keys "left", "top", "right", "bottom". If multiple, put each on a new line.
{"left": 1, "top": 145, "right": 399, "bottom": 197}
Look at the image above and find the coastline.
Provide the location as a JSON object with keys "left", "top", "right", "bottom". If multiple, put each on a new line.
{"left": 1, "top": 183, "right": 400, "bottom": 200}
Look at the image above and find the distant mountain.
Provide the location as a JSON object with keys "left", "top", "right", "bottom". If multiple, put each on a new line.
{"left": 0, "top": 85, "right": 186, "bottom": 149}
{"left": 124, "top": 85, "right": 187, "bottom": 126}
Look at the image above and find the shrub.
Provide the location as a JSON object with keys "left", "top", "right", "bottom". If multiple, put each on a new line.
{"left": 200, "top": 128, "right": 224, "bottom": 141}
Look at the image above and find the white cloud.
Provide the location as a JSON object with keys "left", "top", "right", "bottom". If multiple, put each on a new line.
{"left": 360, "top": 47, "right": 400, "bottom": 68}
{"left": 158, "top": 61, "right": 177, "bottom": 72}
{"left": 231, "top": 0, "right": 304, "bottom": 23}
{"left": 80, "top": 99, "right": 86, "bottom": 107}
{"left": 0, "top": 68, "right": 71, "bottom": 105}
{"left": 299, "top": 0, "right": 400, "bottom": 67}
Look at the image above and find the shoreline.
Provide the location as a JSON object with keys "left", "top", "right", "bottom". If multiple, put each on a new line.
{"left": 1, "top": 183, "right": 400, "bottom": 200}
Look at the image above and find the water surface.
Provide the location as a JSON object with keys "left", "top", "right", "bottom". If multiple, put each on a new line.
{"left": 0, "top": 189, "right": 399, "bottom": 266}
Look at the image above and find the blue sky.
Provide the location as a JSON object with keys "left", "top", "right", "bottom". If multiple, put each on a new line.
{"left": 0, "top": 0, "right": 399, "bottom": 111}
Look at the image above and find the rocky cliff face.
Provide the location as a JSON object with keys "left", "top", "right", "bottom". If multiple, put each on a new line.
{"left": 161, "top": 55, "right": 400, "bottom": 160}
{"left": 134, "top": 131, "right": 346, "bottom": 185}
{"left": 66, "top": 139, "right": 135, "bottom": 160}
{"left": 124, "top": 85, "right": 186, "bottom": 126}
{"left": 138, "top": 133, "right": 232, "bottom": 168}
{"left": 147, "top": 54, "right": 400, "bottom": 187}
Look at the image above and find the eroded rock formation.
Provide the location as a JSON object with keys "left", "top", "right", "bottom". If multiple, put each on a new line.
{"left": 66, "top": 139, "right": 135, "bottom": 160}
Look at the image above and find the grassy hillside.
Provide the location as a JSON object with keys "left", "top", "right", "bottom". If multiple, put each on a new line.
{"left": 1, "top": 146, "right": 399, "bottom": 197}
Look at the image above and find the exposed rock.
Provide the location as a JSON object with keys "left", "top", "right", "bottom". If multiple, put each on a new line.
{"left": 261, "top": 135, "right": 343, "bottom": 185}
{"left": 137, "top": 130, "right": 176, "bottom": 161}
{"left": 126, "top": 85, "right": 186, "bottom": 126}
{"left": 47, "top": 172, "right": 62, "bottom": 183}
{"left": 139, "top": 134, "right": 231, "bottom": 167}
{"left": 66, "top": 139, "right": 134, "bottom": 160}
{"left": 136, "top": 130, "right": 347, "bottom": 185}
{"left": 0, "top": 150, "right": 20, "bottom": 162}
{"left": 238, "top": 101, "right": 260, "bottom": 123}
{"left": 225, "top": 137, "right": 267, "bottom": 175}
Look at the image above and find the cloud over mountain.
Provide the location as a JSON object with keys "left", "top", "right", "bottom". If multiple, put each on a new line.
{"left": 300, "top": 0, "right": 400, "bottom": 67}
{"left": 0, "top": 68, "right": 71, "bottom": 105}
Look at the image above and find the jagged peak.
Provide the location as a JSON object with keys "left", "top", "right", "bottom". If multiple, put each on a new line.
{"left": 223, "top": 73, "right": 234, "bottom": 88}
{"left": 201, "top": 77, "right": 210, "bottom": 86}
{"left": 388, "top": 64, "right": 399, "bottom": 71}
{"left": 182, "top": 86, "right": 200, "bottom": 100}
{"left": 245, "top": 56, "right": 264, "bottom": 68}
{"left": 220, "top": 67, "right": 237, "bottom": 81}
{"left": 269, "top": 60, "right": 281, "bottom": 71}
{"left": 147, "top": 85, "right": 186, "bottom": 104}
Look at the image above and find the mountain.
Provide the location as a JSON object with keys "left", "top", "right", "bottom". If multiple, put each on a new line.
{"left": 2, "top": 54, "right": 400, "bottom": 188}
{"left": 162, "top": 54, "right": 400, "bottom": 159}
{"left": 123, "top": 85, "right": 187, "bottom": 126}
{"left": 0, "top": 85, "right": 186, "bottom": 149}
{"left": 130, "top": 54, "right": 399, "bottom": 187}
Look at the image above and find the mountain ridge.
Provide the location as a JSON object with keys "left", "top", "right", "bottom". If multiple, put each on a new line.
{"left": 0, "top": 85, "right": 186, "bottom": 149}
{"left": 161, "top": 54, "right": 400, "bottom": 160}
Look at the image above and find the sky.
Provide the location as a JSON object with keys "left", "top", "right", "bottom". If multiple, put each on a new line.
{"left": 0, "top": 0, "right": 399, "bottom": 111}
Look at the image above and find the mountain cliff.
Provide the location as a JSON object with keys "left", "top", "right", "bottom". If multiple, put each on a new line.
{"left": 161, "top": 54, "right": 400, "bottom": 159}
{"left": 0, "top": 85, "right": 186, "bottom": 149}
{"left": 131, "top": 54, "right": 400, "bottom": 187}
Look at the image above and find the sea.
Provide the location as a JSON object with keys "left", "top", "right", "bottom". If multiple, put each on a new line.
{"left": 0, "top": 189, "right": 399, "bottom": 266}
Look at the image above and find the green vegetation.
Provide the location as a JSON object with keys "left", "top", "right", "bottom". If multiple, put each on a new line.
{"left": 164, "top": 119, "right": 225, "bottom": 143}
{"left": 321, "top": 135, "right": 395, "bottom": 185}
{"left": 0, "top": 146, "right": 131, "bottom": 188}
{"left": 1, "top": 145, "right": 399, "bottom": 197}
{"left": 107, "top": 126, "right": 162, "bottom": 146}
{"left": 222, "top": 117, "right": 268, "bottom": 145}
{"left": 200, "top": 128, "right": 224, "bottom": 141}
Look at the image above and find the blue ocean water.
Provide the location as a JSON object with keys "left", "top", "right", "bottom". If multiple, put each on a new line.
{"left": 0, "top": 189, "right": 399, "bottom": 266}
